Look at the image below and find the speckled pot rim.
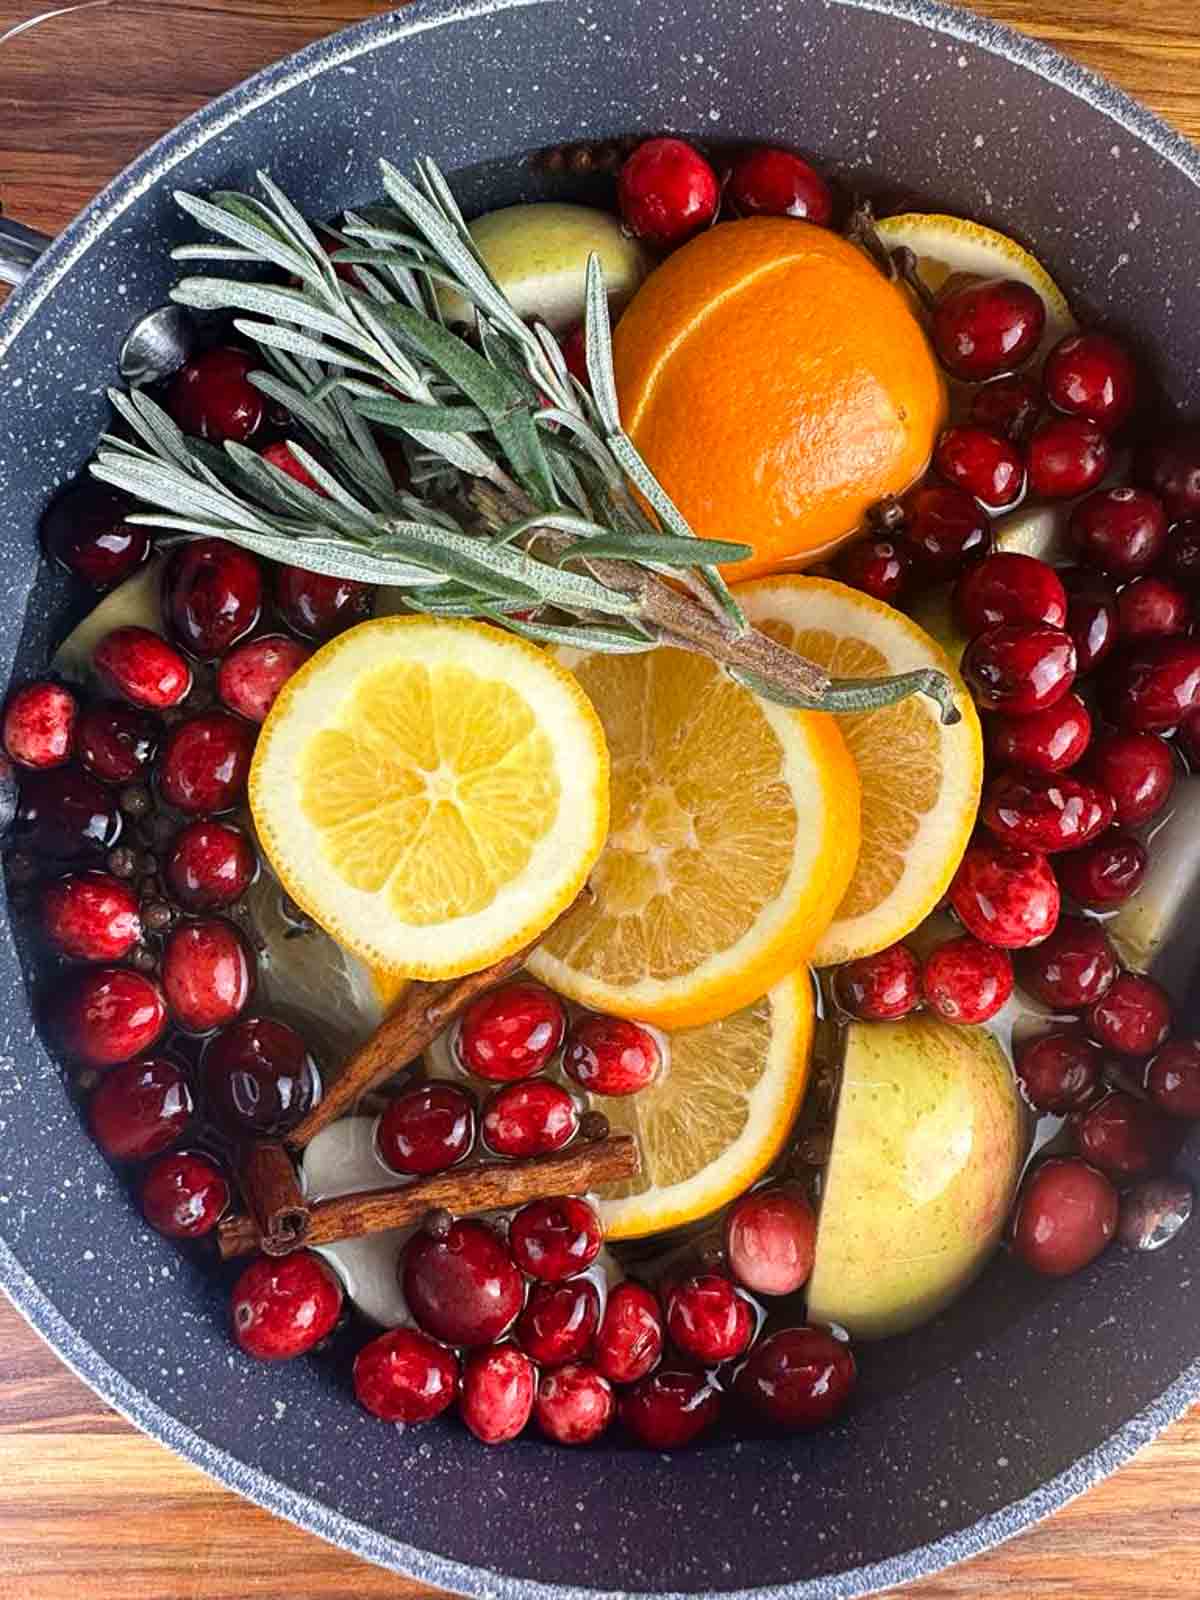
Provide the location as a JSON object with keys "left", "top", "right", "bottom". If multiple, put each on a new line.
{"left": 3, "top": 1, "right": 1200, "bottom": 1596}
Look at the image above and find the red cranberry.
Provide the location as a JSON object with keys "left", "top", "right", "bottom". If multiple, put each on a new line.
{"left": 1016, "top": 1032, "right": 1103, "bottom": 1113}
{"left": 727, "top": 146, "right": 833, "bottom": 223}
{"left": 1182, "top": 708, "right": 1200, "bottom": 768}
{"left": 376, "top": 1082, "right": 476, "bottom": 1175}
{"left": 88, "top": 1055, "right": 193, "bottom": 1161}
{"left": 559, "top": 324, "right": 589, "bottom": 389}
{"left": 1134, "top": 428, "right": 1200, "bottom": 521}
{"left": 665, "top": 1273, "right": 754, "bottom": 1365}
{"left": 161, "top": 917, "right": 255, "bottom": 1034}
{"left": 259, "top": 440, "right": 323, "bottom": 492}
{"left": 962, "top": 623, "right": 1076, "bottom": 715}
{"left": 402, "top": 1218, "right": 523, "bottom": 1347}
{"left": 832, "top": 942, "right": 921, "bottom": 1020}
{"left": 14, "top": 766, "right": 122, "bottom": 862}
{"left": 41, "top": 871, "right": 141, "bottom": 961}
{"left": 617, "top": 137, "right": 719, "bottom": 248}
{"left": 1117, "top": 576, "right": 1190, "bottom": 642}
{"left": 1043, "top": 332, "right": 1137, "bottom": 432}
{"left": 40, "top": 483, "right": 150, "bottom": 590}
{"left": 980, "top": 771, "right": 1113, "bottom": 854}
{"left": 167, "top": 347, "right": 263, "bottom": 444}
{"left": 509, "top": 1196, "right": 602, "bottom": 1283}
{"left": 724, "top": 1186, "right": 816, "bottom": 1296}
{"left": 1085, "top": 731, "right": 1174, "bottom": 825}
{"left": 164, "top": 538, "right": 263, "bottom": 662}
{"left": 1027, "top": 417, "right": 1110, "bottom": 500}
{"left": 158, "top": 711, "right": 255, "bottom": 814}
{"left": 987, "top": 694, "right": 1091, "bottom": 775}
{"left": 94, "top": 627, "right": 192, "bottom": 710}
{"left": 834, "top": 535, "right": 910, "bottom": 603}
{"left": 1063, "top": 572, "right": 1119, "bottom": 675}
{"left": 140, "top": 1149, "right": 229, "bottom": 1238}
{"left": 76, "top": 702, "right": 158, "bottom": 785}
{"left": 164, "top": 820, "right": 257, "bottom": 910}
{"left": 274, "top": 565, "right": 375, "bottom": 641}
{"left": 535, "top": 1362, "right": 614, "bottom": 1445}
{"left": 563, "top": 1014, "right": 660, "bottom": 1096}
{"left": 481, "top": 1079, "right": 578, "bottom": 1158}
{"left": 593, "top": 1281, "right": 664, "bottom": 1384}
{"left": 1056, "top": 833, "right": 1147, "bottom": 908}
{"left": 931, "top": 277, "right": 1045, "bottom": 382}
{"left": 1104, "top": 639, "right": 1200, "bottom": 733}
{"left": 231, "top": 1250, "right": 342, "bottom": 1360}
{"left": 1164, "top": 518, "right": 1200, "bottom": 585}
{"left": 1086, "top": 973, "right": 1171, "bottom": 1056}
{"left": 459, "top": 1344, "right": 535, "bottom": 1444}
{"left": 353, "top": 1327, "right": 458, "bottom": 1424}
{"left": 934, "top": 425, "right": 1024, "bottom": 509}
{"left": 948, "top": 841, "right": 1060, "bottom": 948}
{"left": 202, "top": 1015, "right": 320, "bottom": 1135}
{"left": 217, "top": 634, "right": 310, "bottom": 724}
{"left": 920, "top": 935, "right": 1014, "bottom": 1024}
{"left": 60, "top": 967, "right": 167, "bottom": 1067}
{"left": 620, "top": 1369, "right": 721, "bottom": 1449}
{"left": 1010, "top": 1157, "right": 1117, "bottom": 1276}
{"left": 955, "top": 553, "right": 1066, "bottom": 634}
{"left": 970, "top": 373, "right": 1040, "bottom": 441}
{"left": 1019, "top": 915, "right": 1118, "bottom": 1010}
{"left": 1075, "top": 1091, "right": 1169, "bottom": 1179}
{"left": 456, "top": 982, "right": 566, "bottom": 1081}
{"left": 517, "top": 1277, "right": 600, "bottom": 1366}
{"left": 3, "top": 681, "right": 77, "bottom": 770}
{"left": 1069, "top": 487, "right": 1167, "bottom": 577}
{"left": 904, "top": 484, "right": 992, "bottom": 576}
{"left": 733, "top": 1326, "right": 856, "bottom": 1432}
{"left": 1146, "top": 1040, "right": 1200, "bottom": 1120}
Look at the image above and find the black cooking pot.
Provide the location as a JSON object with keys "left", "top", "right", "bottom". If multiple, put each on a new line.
{"left": 2, "top": 1, "right": 1198, "bottom": 1594}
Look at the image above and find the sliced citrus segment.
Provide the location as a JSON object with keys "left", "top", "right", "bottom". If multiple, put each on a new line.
{"left": 875, "top": 212, "right": 1075, "bottom": 364}
{"left": 526, "top": 644, "right": 860, "bottom": 1028}
{"left": 249, "top": 616, "right": 609, "bottom": 980}
{"left": 595, "top": 970, "right": 814, "bottom": 1239}
{"left": 737, "top": 577, "right": 982, "bottom": 968}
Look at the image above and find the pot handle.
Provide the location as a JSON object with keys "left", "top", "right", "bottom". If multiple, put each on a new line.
{"left": 0, "top": 215, "right": 52, "bottom": 288}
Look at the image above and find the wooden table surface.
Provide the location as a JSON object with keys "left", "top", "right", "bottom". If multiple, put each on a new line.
{"left": 3, "top": 1, "right": 1200, "bottom": 1595}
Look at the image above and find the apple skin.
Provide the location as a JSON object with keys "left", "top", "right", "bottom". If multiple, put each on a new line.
{"left": 807, "top": 1015, "right": 1027, "bottom": 1340}
{"left": 438, "top": 203, "right": 648, "bottom": 333}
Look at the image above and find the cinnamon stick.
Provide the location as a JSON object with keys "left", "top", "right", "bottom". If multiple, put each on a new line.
{"left": 218, "top": 1133, "right": 638, "bottom": 1260}
{"left": 286, "top": 896, "right": 586, "bottom": 1151}
{"left": 237, "top": 1140, "right": 310, "bottom": 1256}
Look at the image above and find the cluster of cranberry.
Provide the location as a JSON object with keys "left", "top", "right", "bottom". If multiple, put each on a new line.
{"left": 2, "top": 343, "right": 392, "bottom": 1241}
{"left": 229, "top": 1170, "right": 849, "bottom": 1447}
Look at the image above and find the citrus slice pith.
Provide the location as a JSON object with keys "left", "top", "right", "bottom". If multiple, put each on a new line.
{"left": 596, "top": 969, "right": 814, "bottom": 1239}
{"left": 525, "top": 643, "right": 860, "bottom": 1028}
{"left": 249, "top": 616, "right": 609, "bottom": 980}
{"left": 737, "top": 577, "right": 982, "bottom": 969}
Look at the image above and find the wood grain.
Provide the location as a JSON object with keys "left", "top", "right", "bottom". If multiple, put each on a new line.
{"left": 2, "top": 1, "right": 1200, "bottom": 1596}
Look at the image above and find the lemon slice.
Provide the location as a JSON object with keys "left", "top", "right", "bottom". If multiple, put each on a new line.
{"left": 250, "top": 616, "right": 609, "bottom": 980}
{"left": 597, "top": 970, "right": 814, "bottom": 1239}
{"left": 525, "top": 644, "right": 860, "bottom": 1028}
{"left": 875, "top": 212, "right": 1076, "bottom": 363}
{"left": 738, "top": 577, "right": 982, "bottom": 968}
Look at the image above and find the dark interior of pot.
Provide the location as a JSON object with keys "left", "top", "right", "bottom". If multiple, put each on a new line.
{"left": 2, "top": 1, "right": 1199, "bottom": 1595}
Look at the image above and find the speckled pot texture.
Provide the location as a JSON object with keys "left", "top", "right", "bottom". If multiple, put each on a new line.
{"left": 2, "top": 0, "right": 1199, "bottom": 1594}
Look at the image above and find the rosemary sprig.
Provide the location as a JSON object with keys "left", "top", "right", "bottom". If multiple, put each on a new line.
{"left": 87, "top": 159, "right": 959, "bottom": 724}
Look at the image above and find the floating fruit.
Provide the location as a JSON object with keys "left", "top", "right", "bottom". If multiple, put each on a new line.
{"left": 50, "top": 557, "right": 164, "bottom": 683}
{"left": 438, "top": 202, "right": 647, "bottom": 332}
{"left": 611, "top": 217, "right": 945, "bottom": 580}
{"left": 806, "top": 1015, "right": 1026, "bottom": 1338}
{"left": 736, "top": 577, "right": 981, "bottom": 966}
{"left": 526, "top": 638, "right": 858, "bottom": 1025}
{"left": 250, "top": 617, "right": 609, "bottom": 980}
